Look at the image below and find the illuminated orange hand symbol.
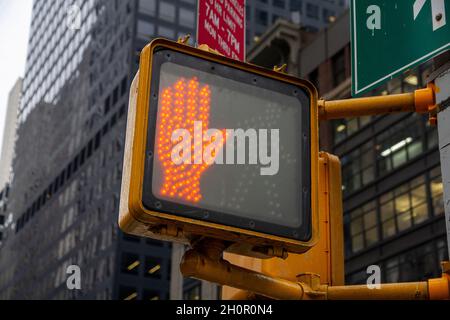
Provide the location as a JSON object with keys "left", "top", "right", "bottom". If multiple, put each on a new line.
{"left": 156, "top": 77, "right": 226, "bottom": 203}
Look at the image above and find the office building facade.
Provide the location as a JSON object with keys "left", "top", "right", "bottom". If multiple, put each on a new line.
{"left": 0, "top": 78, "right": 22, "bottom": 189}
{"left": 248, "top": 11, "right": 448, "bottom": 284}
{"left": 0, "top": 0, "right": 209, "bottom": 300}
{"left": 246, "top": 0, "right": 347, "bottom": 47}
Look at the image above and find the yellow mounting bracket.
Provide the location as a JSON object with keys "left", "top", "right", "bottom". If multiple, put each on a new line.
{"left": 273, "top": 64, "right": 287, "bottom": 74}
{"left": 177, "top": 34, "right": 191, "bottom": 45}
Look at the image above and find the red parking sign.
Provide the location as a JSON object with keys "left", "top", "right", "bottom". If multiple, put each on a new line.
{"left": 197, "top": 0, "right": 246, "bottom": 61}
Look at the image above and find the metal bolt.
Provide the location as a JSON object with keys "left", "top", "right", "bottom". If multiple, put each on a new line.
{"left": 436, "top": 13, "right": 443, "bottom": 21}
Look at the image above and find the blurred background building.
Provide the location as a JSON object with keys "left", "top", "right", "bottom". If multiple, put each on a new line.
{"left": 245, "top": 0, "right": 347, "bottom": 47}
{"left": 0, "top": 78, "right": 22, "bottom": 189}
{"left": 248, "top": 10, "right": 449, "bottom": 284}
{"left": 0, "top": 0, "right": 201, "bottom": 300}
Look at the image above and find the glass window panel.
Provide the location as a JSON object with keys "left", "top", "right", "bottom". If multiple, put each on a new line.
{"left": 385, "top": 258, "right": 400, "bottom": 283}
{"left": 139, "top": 0, "right": 156, "bottom": 16}
{"left": 158, "top": 26, "right": 175, "bottom": 39}
{"left": 137, "top": 20, "right": 155, "bottom": 39}
{"left": 362, "top": 167, "right": 374, "bottom": 185}
{"left": 428, "top": 127, "right": 438, "bottom": 149}
{"left": 352, "top": 234, "right": 364, "bottom": 253}
{"left": 380, "top": 191, "right": 393, "bottom": 203}
{"left": 397, "top": 211, "right": 412, "bottom": 232}
{"left": 382, "top": 218, "right": 396, "bottom": 238}
{"left": 431, "top": 176, "right": 444, "bottom": 216}
{"left": 350, "top": 217, "right": 362, "bottom": 236}
{"left": 360, "top": 116, "right": 371, "bottom": 127}
{"left": 179, "top": 8, "right": 195, "bottom": 28}
{"left": 381, "top": 202, "right": 394, "bottom": 221}
{"left": 363, "top": 210, "right": 377, "bottom": 229}
{"left": 411, "top": 185, "right": 426, "bottom": 207}
{"left": 395, "top": 193, "right": 410, "bottom": 213}
{"left": 411, "top": 175, "right": 425, "bottom": 187}
{"left": 159, "top": 2, "right": 176, "bottom": 22}
{"left": 347, "top": 118, "right": 358, "bottom": 135}
{"left": 391, "top": 149, "right": 407, "bottom": 169}
{"left": 413, "top": 203, "right": 428, "bottom": 224}
{"left": 365, "top": 227, "right": 378, "bottom": 246}
{"left": 407, "top": 140, "right": 423, "bottom": 159}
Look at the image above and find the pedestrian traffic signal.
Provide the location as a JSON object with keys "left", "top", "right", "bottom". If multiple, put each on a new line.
{"left": 119, "top": 38, "right": 319, "bottom": 256}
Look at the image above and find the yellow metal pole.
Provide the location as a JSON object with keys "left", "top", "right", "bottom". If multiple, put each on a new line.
{"left": 318, "top": 87, "right": 435, "bottom": 120}
{"left": 324, "top": 282, "right": 429, "bottom": 300}
{"left": 181, "top": 247, "right": 450, "bottom": 300}
{"left": 181, "top": 248, "right": 450, "bottom": 300}
{"left": 180, "top": 249, "right": 305, "bottom": 300}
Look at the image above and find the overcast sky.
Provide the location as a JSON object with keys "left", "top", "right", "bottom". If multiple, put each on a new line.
{"left": 0, "top": 0, "right": 32, "bottom": 156}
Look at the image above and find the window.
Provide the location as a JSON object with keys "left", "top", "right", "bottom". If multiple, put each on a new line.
{"left": 139, "top": 0, "right": 156, "bottom": 16}
{"left": 290, "top": 0, "right": 302, "bottom": 12}
{"left": 348, "top": 201, "right": 378, "bottom": 253}
{"left": 384, "top": 240, "right": 445, "bottom": 283}
{"left": 306, "top": 3, "right": 319, "bottom": 19}
{"left": 144, "top": 256, "right": 162, "bottom": 279}
{"left": 332, "top": 49, "right": 346, "bottom": 86}
{"left": 273, "top": 0, "right": 285, "bottom": 8}
{"left": 256, "top": 9, "right": 268, "bottom": 26}
{"left": 380, "top": 175, "right": 428, "bottom": 239}
{"left": 158, "top": 26, "right": 175, "bottom": 39}
{"left": 426, "top": 121, "right": 438, "bottom": 149}
{"left": 323, "top": 9, "right": 335, "bottom": 22}
{"left": 183, "top": 283, "right": 201, "bottom": 300}
{"left": 272, "top": 14, "right": 280, "bottom": 24}
{"left": 341, "top": 140, "right": 375, "bottom": 195}
{"left": 179, "top": 8, "right": 195, "bottom": 28}
{"left": 347, "top": 237, "right": 448, "bottom": 285}
{"left": 159, "top": 2, "right": 176, "bottom": 22}
{"left": 119, "top": 286, "right": 138, "bottom": 300}
{"left": 430, "top": 166, "right": 444, "bottom": 216}
{"left": 143, "top": 290, "right": 161, "bottom": 300}
{"left": 376, "top": 115, "right": 424, "bottom": 175}
{"left": 333, "top": 116, "right": 372, "bottom": 144}
{"left": 137, "top": 20, "right": 155, "bottom": 40}
{"left": 121, "top": 252, "right": 140, "bottom": 275}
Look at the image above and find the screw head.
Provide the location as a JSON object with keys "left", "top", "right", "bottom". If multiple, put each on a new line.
{"left": 436, "top": 13, "right": 443, "bottom": 21}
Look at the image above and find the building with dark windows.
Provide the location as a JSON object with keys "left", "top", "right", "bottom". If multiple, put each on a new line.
{"left": 246, "top": 0, "right": 347, "bottom": 47}
{"left": 248, "top": 10, "right": 448, "bottom": 285}
{"left": 0, "top": 0, "right": 212, "bottom": 300}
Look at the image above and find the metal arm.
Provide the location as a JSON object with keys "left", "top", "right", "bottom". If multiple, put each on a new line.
{"left": 318, "top": 86, "right": 435, "bottom": 120}
{"left": 180, "top": 244, "right": 450, "bottom": 300}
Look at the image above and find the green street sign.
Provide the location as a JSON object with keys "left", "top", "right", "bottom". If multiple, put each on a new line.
{"left": 351, "top": 0, "right": 450, "bottom": 96}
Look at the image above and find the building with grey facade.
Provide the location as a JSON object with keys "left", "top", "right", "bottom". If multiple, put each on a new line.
{"left": 0, "top": 78, "right": 22, "bottom": 189}
{"left": 248, "top": 11, "right": 448, "bottom": 285}
{"left": 246, "top": 0, "right": 347, "bottom": 47}
{"left": 0, "top": 0, "right": 211, "bottom": 300}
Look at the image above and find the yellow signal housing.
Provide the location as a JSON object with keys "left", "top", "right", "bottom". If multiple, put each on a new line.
{"left": 222, "top": 152, "right": 344, "bottom": 299}
{"left": 118, "top": 38, "right": 320, "bottom": 257}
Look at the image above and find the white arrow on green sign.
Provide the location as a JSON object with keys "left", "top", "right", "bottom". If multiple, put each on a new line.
{"left": 351, "top": 0, "right": 450, "bottom": 96}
